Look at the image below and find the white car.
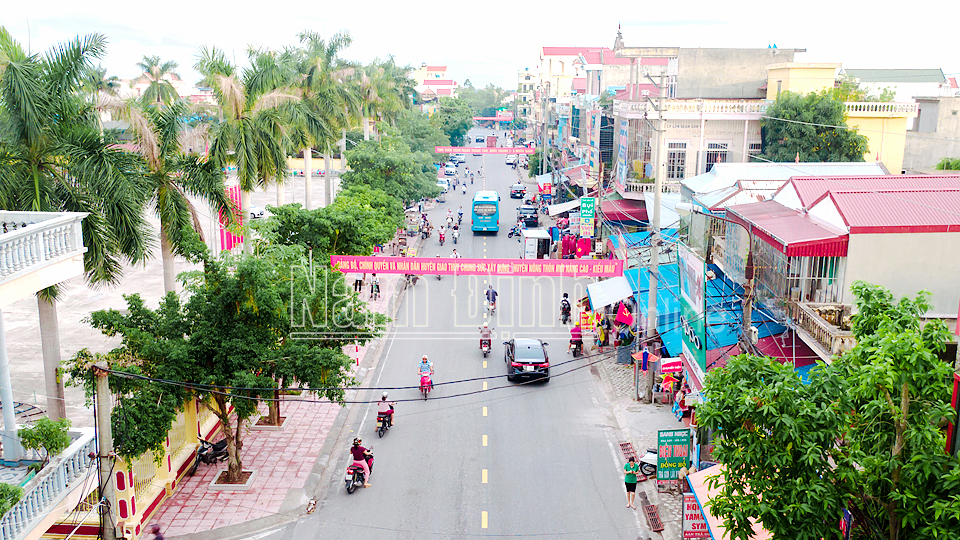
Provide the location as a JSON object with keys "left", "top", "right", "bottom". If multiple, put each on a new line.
{"left": 453, "top": 154, "right": 466, "bottom": 164}
{"left": 436, "top": 179, "right": 450, "bottom": 192}
{"left": 505, "top": 154, "right": 518, "bottom": 165}
{"left": 249, "top": 205, "right": 265, "bottom": 219}
{"left": 443, "top": 164, "right": 456, "bottom": 177}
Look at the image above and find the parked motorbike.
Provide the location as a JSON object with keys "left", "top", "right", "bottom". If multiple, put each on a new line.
{"left": 420, "top": 374, "right": 433, "bottom": 400}
{"left": 376, "top": 407, "right": 394, "bottom": 438}
{"left": 345, "top": 450, "right": 374, "bottom": 494}
{"left": 188, "top": 439, "right": 229, "bottom": 476}
{"left": 639, "top": 448, "right": 658, "bottom": 477}
{"left": 480, "top": 338, "right": 491, "bottom": 358}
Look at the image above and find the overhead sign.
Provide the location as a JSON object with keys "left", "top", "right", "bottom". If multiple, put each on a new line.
{"left": 579, "top": 197, "right": 596, "bottom": 238}
{"left": 435, "top": 146, "right": 536, "bottom": 155}
{"left": 331, "top": 256, "right": 623, "bottom": 277}
{"left": 657, "top": 429, "right": 691, "bottom": 488}
{"left": 682, "top": 494, "right": 710, "bottom": 539}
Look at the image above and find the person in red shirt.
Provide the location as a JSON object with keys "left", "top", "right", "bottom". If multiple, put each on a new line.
{"left": 349, "top": 438, "right": 372, "bottom": 487}
{"left": 570, "top": 324, "right": 583, "bottom": 351}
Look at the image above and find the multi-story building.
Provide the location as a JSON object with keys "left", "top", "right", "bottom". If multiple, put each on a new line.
{"left": 410, "top": 63, "right": 459, "bottom": 114}
{"left": 517, "top": 68, "right": 539, "bottom": 121}
{"left": 904, "top": 94, "right": 960, "bottom": 171}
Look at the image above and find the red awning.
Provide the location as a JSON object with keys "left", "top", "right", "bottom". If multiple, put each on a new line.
{"left": 600, "top": 199, "right": 647, "bottom": 222}
{"left": 726, "top": 200, "right": 848, "bottom": 257}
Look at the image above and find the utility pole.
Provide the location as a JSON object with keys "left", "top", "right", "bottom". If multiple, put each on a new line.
{"left": 94, "top": 362, "right": 117, "bottom": 540}
{"left": 642, "top": 70, "right": 666, "bottom": 403}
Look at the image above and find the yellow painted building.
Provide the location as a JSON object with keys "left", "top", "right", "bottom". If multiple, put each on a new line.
{"left": 766, "top": 63, "right": 917, "bottom": 173}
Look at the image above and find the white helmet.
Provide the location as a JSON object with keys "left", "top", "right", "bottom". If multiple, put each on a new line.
{"left": 382, "top": 391, "right": 389, "bottom": 399}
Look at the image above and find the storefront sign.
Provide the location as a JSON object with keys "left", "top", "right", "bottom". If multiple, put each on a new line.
{"left": 678, "top": 243, "right": 707, "bottom": 374}
{"left": 615, "top": 119, "right": 629, "bottom": 192}
{"left": 657, "top": 429, "right": 691, "bottom": 486}
{"left": 331, "top": 256, "right": 623, "bottom": 277}
{"left": 569, "top": 211, "right": 580, "bottom": 230}
{"left": 579, "top": 197, "right": 596, "bottom": 239}
{"left": 580, "top": 310, "right": 592, "bottom": 328}
{"left": 661, "top": 357, "right": 683, "bottom": 373}
{"left": 682, "top": 494, "right": 710, "bottom": 538}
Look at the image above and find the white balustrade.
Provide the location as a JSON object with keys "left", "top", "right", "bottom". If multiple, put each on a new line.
{"left": 844, "top": 101, "right": 918, "bottom": 114}
{"left": 0, "top": 212, "right": 87, "bottom": 280}
{"left": 1, "top": 429, "right": 97, "bottom": 540}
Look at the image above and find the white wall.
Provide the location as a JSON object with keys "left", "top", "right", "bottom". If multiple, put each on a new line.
{"left": 843, "top": 232, "right": 960, "bottom": 316}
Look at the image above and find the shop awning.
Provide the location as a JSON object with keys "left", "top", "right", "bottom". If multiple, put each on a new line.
{"left": 600, "top": 199, "right": 648, "bottom": 223}
{"left": 586, "top": 276, "right": 634, "bottom": 310}
{"left": 547, "top": 199, "right": 581, "bottom": 215}
{"left": 726, "top": 200, "right": 848, "bottom": 257}
{"left": 688, "top": 465, "right": 773, "bottom": 540}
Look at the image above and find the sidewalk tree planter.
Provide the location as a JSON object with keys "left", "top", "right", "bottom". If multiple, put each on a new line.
{"left": 66, "top": 245, "right": 384, "bottom": 483}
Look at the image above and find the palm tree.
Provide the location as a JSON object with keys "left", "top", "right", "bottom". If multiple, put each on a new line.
{"left": 124, "top": 99, "right": 235, "bottom": 292}
{"left": 136, "top": 55, "right": 181, "bottom": 106}
{"left": 0, "top": 28, "right": 153, "bottom": 420}
{"left": 195, "top": 45, "right": 293, "bottom": 253}
{"left": 293, "top": 30, "right": 360, "bottom": 208}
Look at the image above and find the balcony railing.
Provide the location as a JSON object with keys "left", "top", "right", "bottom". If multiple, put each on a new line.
{"left": 615, "top": 99, "right": 772, "bottom": 116}
{"left": 0, "top": 211, "right": 87, "bottom": 281}
{"left": 623, "top": 180, "right": 682, "bottom": 193}
{"left": 844, "top": 102, "right": 918, "bottom": 114}
{"left": 1, "top": 429, "right": 97, "bottom": 540}
{"left": 788, "top": 301, "right": 857, "bottom": 362}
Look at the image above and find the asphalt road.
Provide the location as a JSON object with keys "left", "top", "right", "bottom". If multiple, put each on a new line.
{"left": 252, "top": 129, "right": 649, "bottom": 540}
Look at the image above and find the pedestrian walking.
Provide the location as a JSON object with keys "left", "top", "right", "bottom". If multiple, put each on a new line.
{"left": 369, "top": 273, "right": 381, "bottom": 300}
{"left": 149, "top": 524, "right": 165, "bottom": 540}
{"left": 624, "top": 456, "right": 640, "bottom": 509}
{"left": 353, "top": 272, "right": 364, "bottom": 293}
{"left": 418, "top": 199, "right": 423, "bottom": 213}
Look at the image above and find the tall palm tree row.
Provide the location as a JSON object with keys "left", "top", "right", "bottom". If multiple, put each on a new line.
{"left": 122, "top": 99, "right": 235, "bottom": 292}
{"left": 194, "top": 45, "right": 294, "bottom": 253}
{"left": 0, "top": 28, "right": 154, "bottom": 420}
{"left": 136, "top": 55, "right": 181, "bottom": 106}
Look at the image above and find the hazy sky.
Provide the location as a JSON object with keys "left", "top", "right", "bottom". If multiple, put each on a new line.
{"left": 4, "top": 1, "right": 958, "bottom": 91}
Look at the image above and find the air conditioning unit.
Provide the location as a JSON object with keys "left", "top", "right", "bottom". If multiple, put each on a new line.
{"left": 747, "top": 326, "right": 759, "bottom": 345}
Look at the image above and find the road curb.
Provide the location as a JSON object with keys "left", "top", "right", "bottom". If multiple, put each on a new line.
{"left": 169, "top": 242, "right": 419, "bottom": 540}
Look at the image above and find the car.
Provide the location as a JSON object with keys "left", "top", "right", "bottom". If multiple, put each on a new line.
{"left": 505, "top": 154, "right": 518, "bottom": 165}
{"left": 453, "top": 154, "right": 466, "bottom": 164}
{"left": 436, "top": 179, "right": 450, "bottom": 192}
{"left": 518, "top": 205, "right": 539, "bottom": 227}
{"left": 249, "top": 205, "right": 265, "bottom": 219}
{"left": 504, "top": 338, "right": 550, "bottom": 382}
{"left": 444, "top": 164, "right": 456, "bottom": 177}
{"left": 475, "top": 136, "right": 486, "bottom": 143}
{"left": 510, "top": 183, "right": 526, "bottom": 198}
{"left": 473, "top": 148, "right": 483, "bottom": 157}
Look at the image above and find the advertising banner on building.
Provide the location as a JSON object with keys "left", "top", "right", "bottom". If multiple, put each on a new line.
{"left": 616, "top": 119, "right": 629, "bottom": 192}
{"left": 579, "top": 197, "right": 596, "bottom": 239}
{"left": 678, "top": 243, "right": 707, "bottom": 377}
{"left": 657, "top": 429, "right": 691, "bottom": 487}
{"left": 331, "top": 256, "right": 624, "bottom": 277}
{"left": 682, "top": 494, "right": 710, "bottom": 538}
{"left": 434, "top": 146, "right": 535, "bottom": 155}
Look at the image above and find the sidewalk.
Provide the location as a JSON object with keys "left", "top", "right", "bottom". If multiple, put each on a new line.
{"left": 154, "top": 246, "right": 411, "bottom": 537}
{"left": 595, "top": 349, "right": 686, "bottom": 540}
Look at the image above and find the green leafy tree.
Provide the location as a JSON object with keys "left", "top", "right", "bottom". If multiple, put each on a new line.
{"left": 67, "top": 250, "right": 382, "bottom": 481}
{"left": 458, "top": 83, "right": 507, "bottom": 116}
{"left": 0, "top": 484, "right": 23, "bottom": 515}
{"left": 430, "top": 97, "right": 474, "bottom": 147}
{"left": 761, "top": 90, "right": 870, "bottom": 163}
{"left": 832, "top": 75, "right": 895, "bottom": 103}
{"left": 254, "top": 186, "right": 403, "bottom": 257}
{"left": 341, "top": 127, "right": 439, "bottom": 204}
{"left": 699, "top": 282, "right": 960, "bottom": 540}
{"left": 396, "top": 110, "right": 450, "bottom": 163}
{"left": 19, "top": 418, "right": 72, "bottom": 470}
{"left": 527, "top": 148, "right": 557, "bottom": 178}
{"left": 135, "top": 55, "right": 181, "bottom": 107}
{"left": 0, "top": 27, "right": 152, "bottom": 421}
{"left": 935, "top": 157, "right": 960, "bottom": 170}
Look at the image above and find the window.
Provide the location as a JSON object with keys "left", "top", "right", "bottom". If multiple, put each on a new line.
{"left": 706, "top": 142, "right": 728, "bottom": 172}
{"left": 667, "top": 142, "right": 686, "bottom": 179}
{"left": 747, "top": 142, "right": 762, "bottom": 162}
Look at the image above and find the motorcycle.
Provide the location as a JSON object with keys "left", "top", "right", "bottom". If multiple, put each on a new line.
{"left": 639, "top": 448, "right": 658, "bottom": 477}
{"left": 419, "top": 374, "right": 433, "bottom": 400}
{"left": 188, "top": 438, "right": 229, "bottom": 476}
{"left": 480, "top": 338, "right": 491, "bottom": 358}
{"left": 345, "top": 450, "right": 374, "bottom": 494}
{"left": 507, "top": 226, "right": 521, "bottom": 239}
{"left": 569, "top": 339, "right": 583, "bottom": 358}
{"left": 453, "top": 230, "right": 460, "bottom": 244}
{"left": 405, "top": 274, "right": 419, "bottom": 287}
{"left": 561, "top": 304, "right": 571, "bottom": 324}
{"left": 376, "top": 408, "right": 394, "bottom": 438}
{"left": 439, "top": 233, "right": 445, "bottom": 246}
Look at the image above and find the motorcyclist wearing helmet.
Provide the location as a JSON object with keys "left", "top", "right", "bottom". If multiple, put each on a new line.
{"left": 479, "top": 321, "right": 493, "bottom": 349}
{"left": 560, "top": 293, "right": 572, "bottom": 323}
{"left": 570, "top": 323, "right": 584, "bottom": 351}
{"left": 418, "top": 355, "right": 434, "bottom": 376}
{"left": 349, "top": 438, "right": 372, "bottom": 487}
{"left": 485, "top": 285, "right": 498, "bottom": 311}
{"left": 377, "top": 392, "right": 395, "bottom": 426}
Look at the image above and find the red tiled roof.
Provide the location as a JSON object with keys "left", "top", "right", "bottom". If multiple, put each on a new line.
{"left": 426, "top": 66, "right": 446, "bottom": 71}
{"left": 542, "top": 46, "right": 599, "bottom": 57}
{"left": 436, "top": 88, "right": 452, "bottom": 96}
{"left": 600, "top": 198, "right": 647, "bottom": 222}
{"left": 727, "top": 200, "right": 849, "bottom": 257}
{"left": 424, "top": 79, "right": 455, "bottom": 86}
{"left": 817, "top": 189, "right": 960, "bottom": 234}
{"left": 580, "top": 49, "right": 631, "bottom": 66}
{"left": 572, "top": 78, "right": 586, "bottom": 92}
{"left": 641, "top": 57, "right": 670, "bottom": 66}
{"left": 949, "top": 77, "right": 958, "bottom": 89}
{"left": 778, "top": 175, "right": 960, "bottom": 209}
